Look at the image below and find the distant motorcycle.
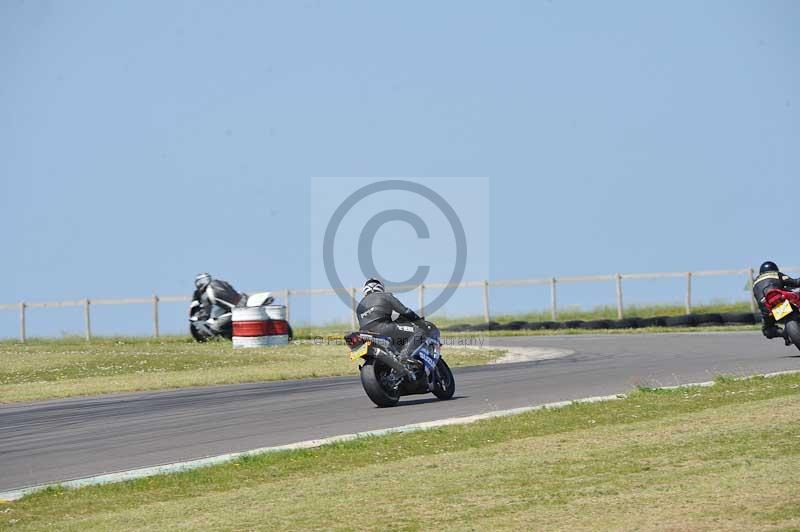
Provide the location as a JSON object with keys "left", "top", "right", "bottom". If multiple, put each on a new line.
{"left": 763, "top": 288, "right": 800, "bottom": 351}
{"left": 189, "top": 292, "right": 292, "bottom": 342}
{"left": 344, "top": 320, "right": 455, "bottom": 407}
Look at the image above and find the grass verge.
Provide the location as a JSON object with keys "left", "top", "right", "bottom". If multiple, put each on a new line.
{"left": 2, "top": 373, "right": 798, "bottom": 530}
{"left": 0, "top": 337, "right": 500, "bottom": 404}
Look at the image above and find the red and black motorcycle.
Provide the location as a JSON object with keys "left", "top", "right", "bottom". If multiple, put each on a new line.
{"left": 764, "top": 288, "right": 800, "bottom": 351}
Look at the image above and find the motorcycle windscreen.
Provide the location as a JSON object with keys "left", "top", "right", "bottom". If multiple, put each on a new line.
{"left": 246, "top": 292, "right": 274, "bottom": 306}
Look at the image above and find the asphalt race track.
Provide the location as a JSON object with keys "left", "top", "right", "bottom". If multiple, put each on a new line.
{"left": 2, "top": 331, "right": 798, "bottom": 493}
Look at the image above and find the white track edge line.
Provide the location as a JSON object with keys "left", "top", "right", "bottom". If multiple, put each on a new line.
{"left": 1, "top": 369, "right": 797, "bottom": 502}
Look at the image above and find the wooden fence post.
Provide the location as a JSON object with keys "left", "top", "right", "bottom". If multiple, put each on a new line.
{"left": 482, "top": 281, "right": 490, "bottom": 323}
{"left": 84, "top": 299, "right": 92, "bottom": 341}
{"left": 550, "top": 278, "right": 557, "bottom": 320}
{"left": 418, "top": 284, "right": 425, "bottom": 318}
{"left": 152, "top": 295, "right": 160, "bottom": 338}
{"left": 19, "top": 302, "right": 26, "bottom": 343}
{"left": 685, "top": 272, "right": 692, "bottom": 314}
{"left": 615, "top": 274, "right": 624, "bottom": 319}
{"left": 748, "top": 268, "right": 757, "bottom": 314}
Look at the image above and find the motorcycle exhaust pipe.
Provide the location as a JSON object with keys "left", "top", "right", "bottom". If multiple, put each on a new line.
{"left": 372, "top": 350, "right": 414, "bottom": 379}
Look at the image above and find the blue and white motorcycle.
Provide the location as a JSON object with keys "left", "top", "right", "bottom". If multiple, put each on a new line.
{"left": 344, "top": 320, "right": 455, "bottom": 407}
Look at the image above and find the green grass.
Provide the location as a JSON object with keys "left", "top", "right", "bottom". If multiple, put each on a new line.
{"left": 0, "top": 337, "right": 500, "bottom": 404}
{"left": 3, "top": 373, "right": 799, "bottom": 531}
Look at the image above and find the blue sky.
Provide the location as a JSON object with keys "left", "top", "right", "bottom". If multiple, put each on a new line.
{"left": 1, "top": 1, "right": 798, "bottom": 336}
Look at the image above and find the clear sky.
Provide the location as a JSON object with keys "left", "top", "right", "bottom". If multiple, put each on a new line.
{"left": 1, "top": 1, "right": 798, "bottom": 336}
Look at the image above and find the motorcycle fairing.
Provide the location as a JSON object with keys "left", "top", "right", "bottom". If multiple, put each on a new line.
{"left": 246, "top": 292, "right": 274, "bottom": 307}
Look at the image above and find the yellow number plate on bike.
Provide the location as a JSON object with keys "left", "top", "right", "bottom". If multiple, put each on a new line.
{"left": 772, "top": 299, "right": 793, "bottom": 320}
{"left": 349, "top": 342, "right": 370, "bottom": 361}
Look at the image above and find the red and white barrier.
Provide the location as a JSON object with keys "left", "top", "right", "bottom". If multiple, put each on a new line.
{"left": 232, "top": 306, "right": 289, "bottom": 348}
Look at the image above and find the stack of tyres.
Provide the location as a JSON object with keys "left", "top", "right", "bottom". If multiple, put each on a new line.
{"left": 444, "top": 312, "right": 760, "bottom": 332}
{"left": 232, "top": 306, "right": 290, "bottom": 348}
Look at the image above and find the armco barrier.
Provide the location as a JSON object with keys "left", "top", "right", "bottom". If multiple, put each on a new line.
{"left": 1, "top": 266, "right": 795, "bottom": 341}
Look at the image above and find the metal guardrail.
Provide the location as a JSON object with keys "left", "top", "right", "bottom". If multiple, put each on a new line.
{"left": 2, "top": 266, "right": 798, "bottom": 342}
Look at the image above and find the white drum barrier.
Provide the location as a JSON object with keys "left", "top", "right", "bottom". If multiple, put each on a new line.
{"left": 232, "top": 335, "right": 289, "bottom": 348}
{"left": 232, "top": 305, "right": 289, "bottom": 348}
{"left": 263, "top": 305, "right": 287, "bottom": 320}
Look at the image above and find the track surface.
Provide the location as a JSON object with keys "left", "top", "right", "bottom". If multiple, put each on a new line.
{"left": 2, "top": 332, "right": 798, "bottom": 492}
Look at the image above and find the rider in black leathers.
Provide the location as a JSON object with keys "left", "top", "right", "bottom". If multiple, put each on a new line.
{"left": 752, "top": 261, "right": 800, "bottom": 340}
{"left": 191, "top": 273, "right": 246, "bottom": 339}
{"left": 356, "top": 278, "right": 426, "bottom": 362}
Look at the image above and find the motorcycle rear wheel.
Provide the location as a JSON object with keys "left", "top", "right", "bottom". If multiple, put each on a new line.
{"left": 432, "top": 358, "right": 455, "bottom": 400}
{"left": 785, "top": 320, "right": 800, "bottom": 352}
{"left": 360, "top": 358, "right": 401, "bottom": 407}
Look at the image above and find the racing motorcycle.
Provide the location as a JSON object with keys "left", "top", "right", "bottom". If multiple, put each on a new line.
{"left": 763, "top": 288, "right": 800, "bottom": 351}
{"left": 344, "top": 320, "right": 455, "bottom": 407}
{"left": 189, "top": 292, "right": 292, "bottom": 342}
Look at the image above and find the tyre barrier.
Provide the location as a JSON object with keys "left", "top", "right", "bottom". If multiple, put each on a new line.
{"left": 444, "top": 312, "right": 760, "bottom": 333}
{"left": 720, "top": 312, "right": 758, "bottom": 324}
{"left": 637, "top": 316, "right": 668, "bottom": 328}
{"left": 664, "top": 315, "right": 694, "bottom": 327}
{"left": 444, "top": 323, "right": 472, "bottom": 333}
{"left": 470, "top": 321, "right": 501, "bottom": 332}
{"left": 609, "top": 318, "right": 636, "bottom": 329}
{"left": 232, "top": 306, "right": 290, "bottom": 348}
{"left": 580, "top": 320, "right": 611, "bottom": 330}
{"left": 693, "top": 313, "right": 724, "bottom": 326}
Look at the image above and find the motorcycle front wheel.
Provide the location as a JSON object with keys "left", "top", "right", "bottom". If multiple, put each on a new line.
{"left": 431, "top": 358, "right": 455, "bottom": 400}
{"left": 360, "top": 357, "right": 401, "bottom": 407}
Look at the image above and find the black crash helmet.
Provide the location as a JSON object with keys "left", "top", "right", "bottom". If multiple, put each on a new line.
{"left": 759, "top": 261, "right": 779, "bottom": 275}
